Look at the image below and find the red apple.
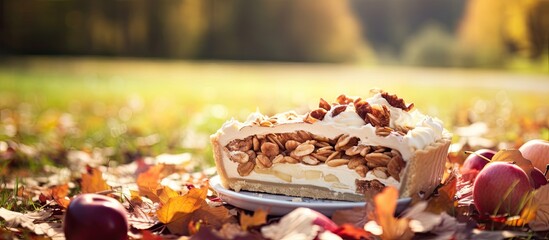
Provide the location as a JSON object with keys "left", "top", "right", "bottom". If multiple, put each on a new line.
{"left": 519, "top": 139, "right": 549, "bottom": 174}
{"left": 462, "top": 149, "right": 496, "bottom": 172}
{"left": 473, "top": 162, "right": 533, "bottom": 216}
{"left": 64, "top": 194, "right": 128, "bottom": 240}
{"left": 531, "top": 167, "right": 548, "bottom": 189}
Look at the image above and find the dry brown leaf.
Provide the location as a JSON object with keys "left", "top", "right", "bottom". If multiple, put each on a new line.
{"left": 426, "top": 172, "right": 457, "bottom": 214}
{"left": 240, "top": 209, "right": 268, "bottom": 231}
{"left": 50, "top": 184, "right": 70, "bottom": 208}
{"left": 81, "top": 166, "right": 110, "bottom": 194}
{"left": 528, "top": 184, "right": 549, "bottom": 231}
{"left": 371, "top": 187, "right": 414, "bottom": 240}
{"left": 137, "top": 164, "right": 166, "bottom": 202}
{"left": 0, "top": 208, "right": 62, "bottom": 238}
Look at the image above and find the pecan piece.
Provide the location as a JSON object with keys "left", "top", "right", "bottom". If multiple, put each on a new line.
{"left": 381, "top": 91, "right": 414, "bottom": 111}
{"left": 309, "top": 109, "right": 327, "bottom": 121}
{"left": 256, "top": 154, "right": 273, "bottom": 168}
{"left": 261, "top": 142, "right": 280, "bottom": 158}
{"left": 319, "top": 98, "right": 332, "bottom": 111}
{"left": 336, "top": 94, "right": 353, "bottom": 105}
{"left": 355, "top": 179, "right": 385, "bottom": 197}
{"left": 331, "top": 105, "right": 347, "bottom": 117}
{"left": 226, "top": 137, "right": 253, "bottom": 152}
{"left": 387, "top": 155, "right": 406, "bottom": 181}
{"left": 228, "top": 151, "right": 249, "bottom": 164}
{"left": 237, "top": 161, "right": 255, "bottom": 176}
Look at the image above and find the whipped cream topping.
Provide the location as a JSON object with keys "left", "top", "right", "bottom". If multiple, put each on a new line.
{"left": 323, "top": 103, "right": 366, "bottom": 127}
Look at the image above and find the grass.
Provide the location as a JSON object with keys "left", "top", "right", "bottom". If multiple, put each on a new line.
{"left": 0, "top": 56, "right": 548, "bottom": 177}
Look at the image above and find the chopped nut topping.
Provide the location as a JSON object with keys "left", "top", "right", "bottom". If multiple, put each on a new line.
{"left": 309, "top": 109, "right": 327, "bottom": 121}
{"left": 331, "top": 105, "right": 347, "bottom": 118}
{"left": 381, "top": 91, "right": 414, "bottom": 111}
{"left": 336, "top": 94, "right": 353, "bottom": 105}
{"left": 319, "top": 98, "right": 331, "bottom": 111}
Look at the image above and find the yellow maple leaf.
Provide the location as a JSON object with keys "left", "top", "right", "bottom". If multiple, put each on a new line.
{"left": 136, "top": 164, "right": 166, "bottom": 202}
{"left": 81, "top": 166, "right": 110, "bottom": 194}
{"left": 240, "top": 209, "right": 268, "bottom": 231}
{"left": 158, "top": 186, "right": 180, "bottom": 205}
{"left": 157, "top": 182, "right": 209, "bottom": 234}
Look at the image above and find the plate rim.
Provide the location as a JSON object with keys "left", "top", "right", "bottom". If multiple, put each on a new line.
{"left": 209, "top": 175, "right": 366, "bottom": 209}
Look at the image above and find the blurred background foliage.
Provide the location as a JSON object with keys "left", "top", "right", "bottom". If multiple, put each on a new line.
{"left": 1, "top": 0, "right": 547, "bottom": 70}
{"left": 0, "top": 0, "right": 548, "bottom": 176}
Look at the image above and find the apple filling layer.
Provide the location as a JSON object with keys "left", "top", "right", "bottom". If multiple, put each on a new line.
{"left": 224, "top": 131, "right": 406, "bottom": 195}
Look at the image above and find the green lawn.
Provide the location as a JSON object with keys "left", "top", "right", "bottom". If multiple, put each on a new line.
{"left": 1, "top": 57, "right": 548, "bottom": 173}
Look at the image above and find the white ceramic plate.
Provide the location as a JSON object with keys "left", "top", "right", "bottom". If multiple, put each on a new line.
{"left": 210, "top": 175, "right": 410, "bottom": 216}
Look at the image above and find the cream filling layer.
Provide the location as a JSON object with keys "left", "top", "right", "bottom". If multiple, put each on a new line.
{"left": 223, "top": 159, "right": 399, "bottom": 195}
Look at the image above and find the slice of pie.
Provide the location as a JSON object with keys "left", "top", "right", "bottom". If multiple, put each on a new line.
{"left": 211, "top": 90, "right": 451, "bottom": 201}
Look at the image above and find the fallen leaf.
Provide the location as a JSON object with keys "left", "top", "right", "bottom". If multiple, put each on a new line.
{"left": 370, "top": 187, "right": 414, "bottom": 240}
{"left": 216, "top": 223, "right": 249, "bottom": 239}
{"left": 137, "top": 164, "right": 166, "bottom": 202}
{"left": 50, "top": 184, "right": 70, "bottom": 208}
{"left": 333, "top": 223, "right": 372, "bottom": 240}
{"left": 402, "top": 202, "right": 442, "bottom": 233}
{"left": 81, "top": 166, "right": 110, "bottom": 194}
{"left": 158, "top": 186, "right": 179, "bottom": 205}
{"left": 426, "top": 171, "right": 457, "bottom": 214}
{"left": 261, "top": 207, "right": 327, "bottom": 240}
{"left": 412, "top": 212, "right": 469, "bottom": 240}
{"left": 470, "top": 229, "right": 529, "bottom": 240}
{"left": 189, "top": 226, "right": 225, "bottom": 240}
{"left": 240, "top": 209, "right": 268, "bottom": 231}
{"left": 528, "top": 184, "right": 549, "bottom": 231}
{"left": 156, "top": 182, "right": 209, "bottom": 234}
{"left": 0, "top": 208, "right": 62, "bottom": 238}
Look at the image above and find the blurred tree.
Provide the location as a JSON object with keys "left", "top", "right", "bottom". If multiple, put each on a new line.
{"left": 457, "top": 0, "right": 546, "bottom": 66}
{"left": 205, "top": 0, "right": 369, "bottom": 62}
{"left": 0, "top": 0, "right": 367, "bottom": 62}
{"left": 403, "top": 23, "right": 456, "bottom": 67}
{"left": 351, "top": 0, "right": 465, "bottom": 60}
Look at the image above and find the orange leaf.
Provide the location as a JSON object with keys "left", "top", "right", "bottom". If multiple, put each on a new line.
{"left": 374, "top": 187, "right": 398, "bottom": 221}
{"left": 137, "top": 164, "right": 165, "bottom": 202}
{"left": 81, "top": 167, "right": 110, "bottom": 194}
{"left": 51, "top": 184, "right": 70, "bottom": 208}
{"left": 158, "top": 186, "right": 179, "bottom": 205}
{"left": 333, "top": 224, "right": 372, "bottom": 239}
{"left": 240, "top": 209, "right": 268, "bottom": 231}
{"left": 157, "top": 183, "right": 209, "bottom": 224}
{"left": 373, "top": 187, "right": 414, "bottom": 240}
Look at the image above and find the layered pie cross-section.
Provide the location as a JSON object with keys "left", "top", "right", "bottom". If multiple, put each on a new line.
{"left": 211, "top": 90, "right": 451, "bottom": 201}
